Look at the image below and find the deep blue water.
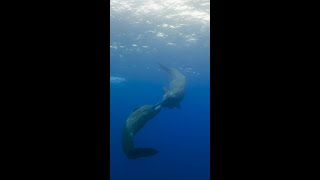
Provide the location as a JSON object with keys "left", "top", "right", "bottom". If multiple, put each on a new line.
{"left": 110, "top": 1, "right": 210, "bottom": 179}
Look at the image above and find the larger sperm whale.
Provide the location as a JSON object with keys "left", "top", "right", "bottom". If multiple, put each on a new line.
{"left": 122, "top": 103, "right": 162, "bottom": 159}
{"left": 158, "top": 63, "right": 186, "bottom": 109}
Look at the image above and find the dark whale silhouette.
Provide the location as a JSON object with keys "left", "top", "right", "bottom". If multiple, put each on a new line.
{"left": 122, "top": 103, "right": 162, "bottom": 159}
{"left": 158, "top": 63, "right": 186, "bottom": 109}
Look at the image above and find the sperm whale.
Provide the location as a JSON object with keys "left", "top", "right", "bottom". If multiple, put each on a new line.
{"left": 158, "top": 63, "right": 186, "bottom": 109}
{"left": 122, "top": 103, "right": 162, "bottom": 159}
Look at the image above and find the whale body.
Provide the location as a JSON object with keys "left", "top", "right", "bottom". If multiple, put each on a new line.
{"left": 122, "top": 103, "right": 162, "bottom": 159}
{"left": 158, "top": 63, "right": 186, "bottom": 109}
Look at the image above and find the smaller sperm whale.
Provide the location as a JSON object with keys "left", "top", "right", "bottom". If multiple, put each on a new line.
{"left": 158, "top": 63, "right": 186, "bottom": 109}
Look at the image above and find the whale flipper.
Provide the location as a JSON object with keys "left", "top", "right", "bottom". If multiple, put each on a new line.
{"left": 127, "top": 148, "right": 159, "bottom": 159}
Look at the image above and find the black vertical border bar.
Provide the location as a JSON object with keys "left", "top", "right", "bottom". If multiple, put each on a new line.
{"left": 96, "top": 0, "right": 110, "bottom": 179}
{"left": 211, "top": 0, "right": 224, "bottom": 179}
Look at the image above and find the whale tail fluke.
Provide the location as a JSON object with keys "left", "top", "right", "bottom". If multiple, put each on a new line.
{"left": 157, "top": 63, "right": 171, "bottom": 73}
{"left": 122, "top": 126, "right": 160, "bottom": 159}
{"left": 126, "top": 147, "right": 159, "bottom": 159}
